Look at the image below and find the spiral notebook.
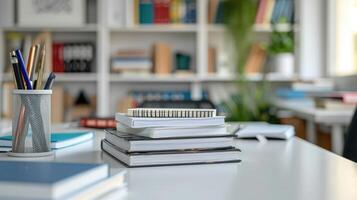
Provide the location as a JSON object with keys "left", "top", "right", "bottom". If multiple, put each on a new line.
{"left": 127, "top": 108, "right": 216, "bottom": 118}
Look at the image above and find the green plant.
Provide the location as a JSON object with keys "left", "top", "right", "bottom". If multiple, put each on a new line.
{"left": 222, "top": 0, "right": 278, "bottom": 122}
{"left": 268, "top": 31, "right": 294, "bottom": 55}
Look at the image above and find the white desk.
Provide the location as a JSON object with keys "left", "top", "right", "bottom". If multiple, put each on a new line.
{"left": 275, "top": 98, "right": 354, "bottom": 154}
{"left": 1, "top": 130, "right": 357, "bottom": 200}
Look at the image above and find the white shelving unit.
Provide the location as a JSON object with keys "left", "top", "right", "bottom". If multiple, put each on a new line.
{"left": 0, "top": 0, "right": 319, "bottom": 118}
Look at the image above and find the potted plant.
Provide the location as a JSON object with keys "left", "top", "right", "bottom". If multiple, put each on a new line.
{"left": 268, "top": 31, "right": 294, "bottom": 76}
{"left": 221, "top": 0, "right": 278, "bottom": 123}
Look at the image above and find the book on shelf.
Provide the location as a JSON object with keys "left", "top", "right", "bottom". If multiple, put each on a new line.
{"left": 140, "top": 0, "right": 154, "bottom": 24}
{"left": 115, "top": 113, "right": 225, "bottom": 128}
{"left": 52, "top": 42, "right": 94, "bottom": 73}
{"left": 208, "top": 47, "right": 217, "bottom": 73}
{"left": 111, "top": 49, "right": 152, "bottom": 74}
{"left": 0, "top": 161, "right": 114, "bottom": 199}
{"left": 102, "top": 139, "right": 240, "bottom": 167}
{"left": 244, "top": 43, "right": 267, "bottom": 74}
{"left": 105, "top": 128, "right": 235, "bottom": 152}
{"left": 208, "top": 0, "right": 224, "bottom": 24}
{"left": 80, "top": 117, "right": 117, "bottom": 129}
{"left": 0, "top": 131, "right": 94, "bottom": 149}
{"left": 153, "top": 42, "right": 172, "bottom": 74}
{"left": 116, "top": 0, "right": 197, "bottom": 25}
{"left": 116, "top": 123, "right": 228, "bottom": 138}
{"left": 255, "top": 0, "right": 294, "bottom": 26}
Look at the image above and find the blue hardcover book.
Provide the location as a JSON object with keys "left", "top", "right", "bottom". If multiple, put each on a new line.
{"left": 271, "top": 0, "right": 282, "bottom": 23}
{"left": 0, "top": 131, "right": 93, "bottom": 149}
{"left": 139, "top": 0, "right": 154, "bottom": 24}
{"left": 0, "top": 161, "right": 108, "bottom": 199}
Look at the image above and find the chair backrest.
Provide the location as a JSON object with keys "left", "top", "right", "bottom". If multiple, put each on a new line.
{"left": 138, "top": 100, "right": 216, "bottom": 109}
{"left": 343, "top": 107, "right": 357, "bottom": 162}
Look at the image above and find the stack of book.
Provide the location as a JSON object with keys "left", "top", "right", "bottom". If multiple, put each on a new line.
{"left": 111, "top": 49, "right": 152, "bottom": 74}
{"left": 101, "top": 108, "right": 240, "bottom": 167}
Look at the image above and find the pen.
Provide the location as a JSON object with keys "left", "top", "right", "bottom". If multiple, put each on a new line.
{"left": 32, "top": 44, "right": 41, "bottom": 78}
{"left": 10, "top": 52, "right": 24, "bottom": 89}
{"left": 15, "top": 50, "right": 32, "bottom": 90}
{"left": 44, "top": 72, "right": 56, "bottom": 90}
{"left": 35, "top": 44, "right": 46, "bottom": 90}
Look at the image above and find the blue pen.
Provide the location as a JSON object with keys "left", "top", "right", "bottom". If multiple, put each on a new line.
{"left": 15, "top": 49, "right": 32, "bottom": 90}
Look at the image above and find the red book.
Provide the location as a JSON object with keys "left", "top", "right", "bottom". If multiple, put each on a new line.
{"left": 57, "top": 43, "right": 65, "bottom": 73}
{"left": 52, "top": 43, "right": 58, "bottom": 72}
{"left": 161, "top": 0, "right": 170, "bottom": 23}
{"left": 80, "top": 117, "right": 116, "bottom": 129}
{"left": 255, "top": 0, "right": 268, "bottom": 24}
{"left": 154, "top": 0, "right": 162, "bottom": 23}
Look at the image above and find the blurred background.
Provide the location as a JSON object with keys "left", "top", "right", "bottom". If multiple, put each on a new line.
{"left": 0, "top": 0, "right": 356, "bottom": 153}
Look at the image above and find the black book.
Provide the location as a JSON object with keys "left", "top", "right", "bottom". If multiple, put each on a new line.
{"left": 101, "top": 139, "right": 241, "bottom": 167}
{"left": 104, "top": 129, "right": 236, "bottom": 152}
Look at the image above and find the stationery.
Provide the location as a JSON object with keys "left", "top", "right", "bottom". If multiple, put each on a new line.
{"left": 116, "top": 113, "right": 225, "bottom": 128}
{"left": 0, "top": 131, "right": 94, "bottom": 149}
{"left": 0, "top": 161, "right": 109, "bottom": 199}
{"left": 127, "top": 108, "right": 217, "bottom": 118}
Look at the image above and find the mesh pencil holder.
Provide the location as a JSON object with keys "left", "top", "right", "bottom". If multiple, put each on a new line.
{"left": 10, "top": 90, "right": 52, "bottom": 157}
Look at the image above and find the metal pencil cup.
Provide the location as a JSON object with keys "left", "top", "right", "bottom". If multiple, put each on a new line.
{"left": 11, "top": 90, "right": 52, "bottom": 156}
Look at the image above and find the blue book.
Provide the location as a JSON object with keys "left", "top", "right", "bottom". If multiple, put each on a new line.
{"left": 0, "top": 131, "right": 93, "bottom": 149}
{"left": 139, "top": 0, "right": 154, "bottom": 24}
{"left": 0, "top": 161, "right": 108, "bottom": 199}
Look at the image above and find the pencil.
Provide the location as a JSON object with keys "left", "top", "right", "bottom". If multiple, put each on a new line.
{"left": 35, "top": 44, "right": 46, "bottom": 90}
{"left": 27, "top": 45, "right": 37, "bottom": 81}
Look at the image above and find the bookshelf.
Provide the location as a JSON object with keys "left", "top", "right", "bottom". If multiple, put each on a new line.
{"left": 0, "top": 0, "right": 323, "bottom": 120}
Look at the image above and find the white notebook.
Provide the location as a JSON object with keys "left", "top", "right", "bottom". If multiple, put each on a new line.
{"left": 115, "top": 113, "right": 225, "bottom": 128}
{"left": 116, "top": 123, "right": 228, "bottom": 138}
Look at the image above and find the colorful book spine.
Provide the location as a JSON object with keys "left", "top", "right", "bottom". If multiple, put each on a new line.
{"left": 255, "top": 0, "right": 268, "bottom": 24}
{"left": 139, "top": 0, "right": 154, "bottom": 24}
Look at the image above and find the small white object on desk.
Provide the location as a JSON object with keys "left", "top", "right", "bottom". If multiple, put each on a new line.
{"left": 236, "top": 124, "right": 295, "bottom": 141}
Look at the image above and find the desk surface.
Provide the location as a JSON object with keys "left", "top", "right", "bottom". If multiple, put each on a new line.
{"left": 275, "top": 98, "right": 354, "bottom": 124}
{"left": 1, "top": 129, "right": 357, "bottom": 200}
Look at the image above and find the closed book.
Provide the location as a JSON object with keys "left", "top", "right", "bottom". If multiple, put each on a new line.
{"left": 116, "top": 123, "right": 228, "bottom": 138}
{"left": 244, "top": 43, "right": 267, "bottom": 74}
{"left": 214, "top": 0, "right": 224, "bottom": 23}
{"left": 139, "top": 0, "right": 154, "bottom": 24}
{"left": 255, "top": 0, "right": 268, "bottom": 24}
{"left": 115, "top": 113, "right": 225, "bottom": 128}
{"left": 0, "top": 161, "right": 108, "bottom": 199}
{"left": 153, "top": 42, "right": 172, "bottom": 74}
{"left": 66, "top": 172, "right": 126, "bottom": 200}
{"left": 263, "top": 0, "right": 275, "bottom": 25}
{"left": 0, "top": 132, "right": 93, "bottom": 149}
{"left": 102, "top": 139, "right": 240, "bottom": 167}
{"left": 105, "top": 128, "right": 234, "bottom": 152}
